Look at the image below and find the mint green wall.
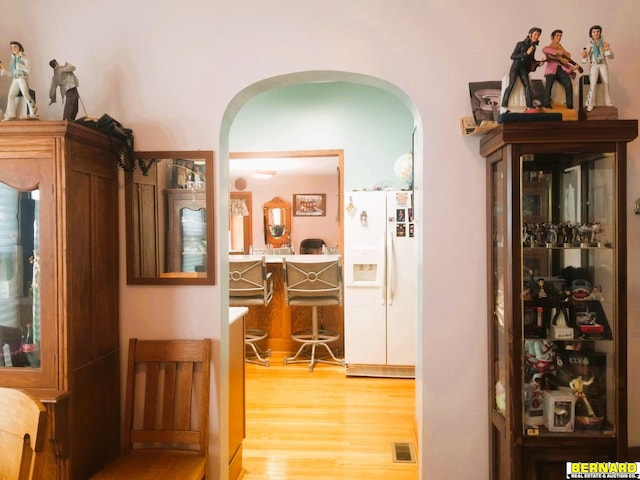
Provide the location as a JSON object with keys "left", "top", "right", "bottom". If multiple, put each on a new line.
{"left": 229, "top": 81, "right": 414, "bottom": 191}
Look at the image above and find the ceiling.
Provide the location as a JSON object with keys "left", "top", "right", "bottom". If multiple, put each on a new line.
{"left": 229, "top": 156, "right": 338, "bottom": 177}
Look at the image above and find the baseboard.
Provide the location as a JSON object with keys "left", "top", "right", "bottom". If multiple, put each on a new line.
{"left": 345, "top": 363, "right": 415, "bottom": 378}
{"left": 628, "top": 446, "right": 640, "bottom": 459}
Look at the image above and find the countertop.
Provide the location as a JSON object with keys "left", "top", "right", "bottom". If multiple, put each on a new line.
{"left": 229, "top": 306, "right": 248, "bottom": 325}
{"left": 231, "top": 254, "right": 340, "bottom": 264}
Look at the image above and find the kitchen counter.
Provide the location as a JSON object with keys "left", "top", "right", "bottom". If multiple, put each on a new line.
{"left": 228, "top": 307, "right": 246, "bottom": 480}
{"left": 231, "top": 253, "right": 340, "bottom": 264}
{"left": 229, "top": 306, "right": 248, "bottom": 325}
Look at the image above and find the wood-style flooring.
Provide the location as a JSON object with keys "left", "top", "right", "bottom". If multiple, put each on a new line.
{"left": 242, "top": 353, "right": 418, "bottom": 479}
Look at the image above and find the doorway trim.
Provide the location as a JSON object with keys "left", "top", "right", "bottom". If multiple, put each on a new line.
{"left": 218, "top": 70, "right": 424, "bottom": 479}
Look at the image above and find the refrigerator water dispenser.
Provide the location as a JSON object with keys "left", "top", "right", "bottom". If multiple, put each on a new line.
{"left": 344, "top": 247, "right": 383, "bottom": 286}
{"left": 352, "top": 263, "right": 378, "bottom": 282}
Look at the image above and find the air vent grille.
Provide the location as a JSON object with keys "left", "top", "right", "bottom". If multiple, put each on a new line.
{"left": 392, "top": 442, "right": 415, "bottom": 463}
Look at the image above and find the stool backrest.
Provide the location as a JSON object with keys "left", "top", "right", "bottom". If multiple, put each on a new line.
{"left": 283, "top": 257, "right": 343, "bottom": 306}
{"left": 229, "top": 257, "right": 273, "bottom": 306}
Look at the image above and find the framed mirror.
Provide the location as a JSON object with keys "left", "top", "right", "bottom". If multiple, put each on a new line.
{"left": 125, "top": 151, "right": 215, "bottom": 285}
{"left": 263, "top": 196, "right": 291, "bottom": 247}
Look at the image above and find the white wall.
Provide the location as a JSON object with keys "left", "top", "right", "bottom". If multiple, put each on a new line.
{"left": 4, "top": 1, "right": 640, "bottom": 479}
{"left": 230, "top": 82, "right": 415, "bottom": 190}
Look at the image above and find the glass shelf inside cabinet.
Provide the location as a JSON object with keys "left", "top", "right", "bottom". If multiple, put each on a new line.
{"left": 520, "top": 152, "right": 616, "bottom": 438}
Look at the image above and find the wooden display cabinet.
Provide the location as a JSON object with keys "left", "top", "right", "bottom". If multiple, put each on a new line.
{"left": 166, "top": 188, "right": 207, "bottom": 273}
{"left": 0, "top": 121, "right": 120, "bottom": 479}
{"left": 480, "top": 120, "right": 637, "bottom": 480}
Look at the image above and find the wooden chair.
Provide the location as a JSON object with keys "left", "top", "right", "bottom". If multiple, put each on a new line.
{"left": 0, "top": 387, "right": 48, "bottom": 480}
{"left": 90, "top": 338, "right": 211, "bottom": 480}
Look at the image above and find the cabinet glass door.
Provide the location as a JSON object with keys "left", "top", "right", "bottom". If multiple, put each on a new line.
{"left": 521, "top": 151, "right": 617, "bottom": 437}
{"left": 491, "top": 155, "right": 507, "bottom": 418}
{"left": 180, "top": 207, "right": 207, "bottom": 272}
{"left": 0, "top": 184, "right": 40, "bottom": 369}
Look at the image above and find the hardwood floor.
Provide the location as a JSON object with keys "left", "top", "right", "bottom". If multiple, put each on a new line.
{"left": 242, "top": 353, "right": 418, "bottom": 479}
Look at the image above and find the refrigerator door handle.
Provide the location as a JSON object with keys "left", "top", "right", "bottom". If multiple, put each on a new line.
{"left": 380, "top": 232, "right": 386, "bottom": 305}
{"left": 386, "top": 230, "right": 393, "bottom": 305}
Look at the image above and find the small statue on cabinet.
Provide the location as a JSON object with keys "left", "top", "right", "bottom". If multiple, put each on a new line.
{"left": 525, "top": 339, "right": 556, "bottom": 375}
{"left": 588, "top": 284, "right": 604, "bottom": 302}
{"left": 48, "top": 59, "right": 80, "bottom": 121}
{"left": 569, "top": 375, "right": 597, "bottom": 417}
{"left": 541, "top": 30, "right": 581, "bottom": 110}
{"left": 0, "top": 41, "right": 38, "bottom": 121}
{"left": 501, "top": 27, "right": 545, "bottom": 112}
{"left": 533, "top": 277, "right": 558, "bottom": 301}
{"left": 581, "top": 25, "right": 614, "bottom": 112}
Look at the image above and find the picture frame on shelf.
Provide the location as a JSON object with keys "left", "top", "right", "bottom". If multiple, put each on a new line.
{"left": 293, "top": 193, "right": 326, "bottom": 216}
{"left": 523, "top": 172, "right": 550, "bottom": 224}
{"left": 469, "top": 81, "right": 501, "bottom": 124}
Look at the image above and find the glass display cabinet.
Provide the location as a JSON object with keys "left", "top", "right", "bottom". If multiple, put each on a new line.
{"left": 166, "top": 188, "right": 208, "bottom": 273}
{"left": 481, "top": 120, "right": 638, "bottom": 480}
{"left": 0, "top": 121, "right": 121, "bottom": 479}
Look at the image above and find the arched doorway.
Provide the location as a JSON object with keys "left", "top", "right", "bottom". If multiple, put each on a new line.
{"left": 219, "top": 70, "right": 425, "bottom": 476}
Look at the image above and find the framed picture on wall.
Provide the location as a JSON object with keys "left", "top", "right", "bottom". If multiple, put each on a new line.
{"left": 293, "top": 194, "right": 326, "bottom": 216}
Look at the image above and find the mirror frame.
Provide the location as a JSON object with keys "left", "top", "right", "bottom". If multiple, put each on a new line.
{"left": 263, "top": 196, "right": 291, "bottom": 247}
{"left": 125, "top": 150, "right": 215, "bottom": 285}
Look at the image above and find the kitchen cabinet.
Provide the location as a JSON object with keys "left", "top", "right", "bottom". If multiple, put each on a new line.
{"left": 229, "top": 307, "right": 247, "bottom": 480}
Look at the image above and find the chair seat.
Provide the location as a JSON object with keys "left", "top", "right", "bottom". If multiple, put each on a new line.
{"left": 90, "top": 451, "right": 206, "bottom": 480}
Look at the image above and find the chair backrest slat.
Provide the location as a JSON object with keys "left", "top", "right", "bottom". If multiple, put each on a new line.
{"left": 143, "top": 362, "right": 160, "bottom": 430}
{"left": 176, "top": 361, "right": 194, "bottom": 430}
{"left": 161, "top": 361, "right": 177, "bottom": 429}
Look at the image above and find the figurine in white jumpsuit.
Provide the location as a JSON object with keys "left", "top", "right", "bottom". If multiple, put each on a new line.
{"left": 581, "top": 25, "right": 613, "bottom": 112}
{"left": 0, "top": 41, "right": 38, "bottom": 121}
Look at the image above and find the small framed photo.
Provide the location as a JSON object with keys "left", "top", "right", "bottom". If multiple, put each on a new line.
{"left": 293, "top": 194, "right": 326, "bottom": 216}
{"left": 469, "top": 81, "right": 502, "bottom": 124}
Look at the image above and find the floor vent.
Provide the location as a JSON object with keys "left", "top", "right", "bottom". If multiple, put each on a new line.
{"left": 392, "top": 442, "right": 416, "bottom": 463}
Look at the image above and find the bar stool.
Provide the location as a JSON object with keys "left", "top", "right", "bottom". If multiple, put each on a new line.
{"left": 282, "top": 256, "right": 344, "bottom": 372}
{"left": 229, "top": 256, "right": 273, "bottom": 366}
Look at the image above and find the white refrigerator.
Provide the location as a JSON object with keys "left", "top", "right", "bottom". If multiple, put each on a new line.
{"left": 343, "top": 190, "right": 416, "bottom": 378}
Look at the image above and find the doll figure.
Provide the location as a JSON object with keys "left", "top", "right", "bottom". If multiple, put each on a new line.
{"left": 581, "top": 25, "right": 613, "bottom": 112}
